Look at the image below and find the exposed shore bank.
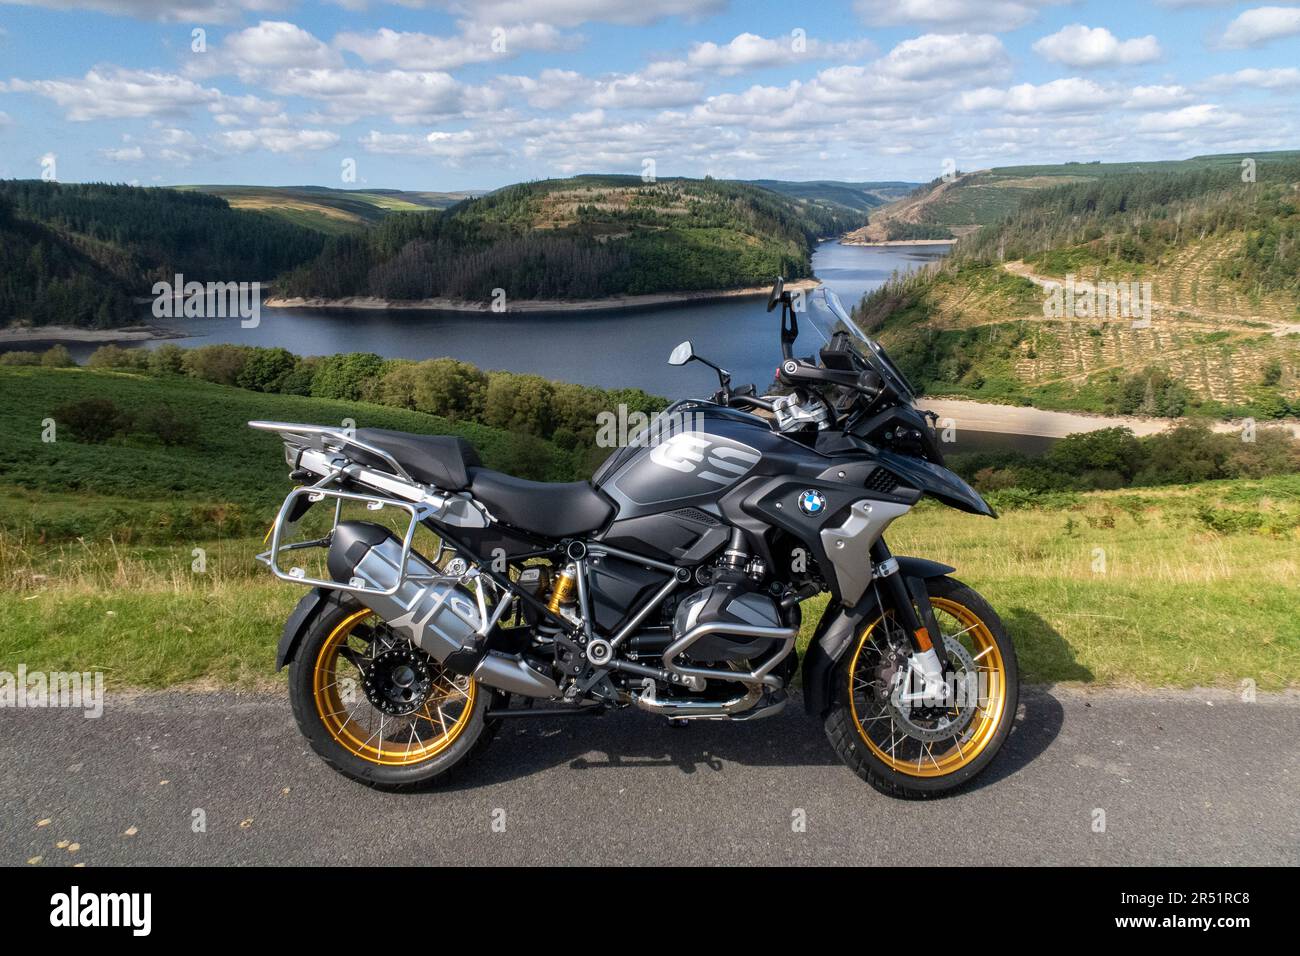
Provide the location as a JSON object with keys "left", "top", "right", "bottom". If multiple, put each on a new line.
{"left": 918, "top": 396, "right": 1300, "bottom": 440}
{"left": 0, "top": 324, "right": 184, "bottom": 345}
{"left": 265, "top": 278, "right": 822, "bottom": 313}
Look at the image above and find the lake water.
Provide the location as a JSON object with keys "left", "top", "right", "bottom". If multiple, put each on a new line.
{"left": 22, "top": 239, "right": 1046, "bottom": 454}
{"left": 132, "top": 238, "right": 950, "bottom": 398}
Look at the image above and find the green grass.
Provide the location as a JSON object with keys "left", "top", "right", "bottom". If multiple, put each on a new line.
{"left": 2, "top": 476, "right": 1296, "bottom": 691}
{"left": 1, "top": 367, "right": 1295, "bottom": 692}
{"left": 795, "top": 477, "right": 1300, "bottom": 690}
{"left": 0, "top": 366, "right": 585, "bottom": 541}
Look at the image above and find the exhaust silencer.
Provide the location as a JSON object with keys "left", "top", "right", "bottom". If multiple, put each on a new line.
{"left": 327, "top": 522, "right": 559, "bottom": 699}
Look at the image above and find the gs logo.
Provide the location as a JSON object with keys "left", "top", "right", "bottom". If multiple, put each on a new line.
{"left": 649, "top": 433, "right": 761, "bottom": 486}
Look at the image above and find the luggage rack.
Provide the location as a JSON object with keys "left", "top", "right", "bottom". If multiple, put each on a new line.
{"left": 249, "top": 420, "right": 471, "bottom": 599}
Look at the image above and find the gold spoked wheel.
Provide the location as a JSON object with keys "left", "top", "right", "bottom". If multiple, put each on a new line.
{"left": 312, "top": 609, "right": 477, "bottom": 767}
{"left": 848, "top": 596, "right": 1008, "bottom": 778}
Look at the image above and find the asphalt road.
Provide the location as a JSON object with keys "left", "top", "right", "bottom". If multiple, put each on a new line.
{"left": 2, "top": 687, "right": 1297, "bottom": 866}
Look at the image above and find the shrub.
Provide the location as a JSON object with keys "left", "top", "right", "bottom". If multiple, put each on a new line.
{"left": 0, "top": 350, "right": 39, "bottom": 366}
{"left": 277, "top": 356, "right": 320, "bottom": 395}
{"left": 1135, "top": 423, "right": 1234, "bottom": 485}
{"left": 135, "top": 405, "right": 200, "bottom": 446}
{"left": 148, "top": 343, "right": 186, "bottom": 376}
{"left": 86, "top": 344, "right": 150, "bottom": 371}
{"left": 483, "top": 372, "right": 554, "bottom": 437}
{"left": 237, "top": 347, "right": 297, "bottom": 393}
{"left": 182, "top": 344, "right": 252, "bottom": 386}
{"left": 1046, "top": 427, "right": 1143, "bottom": 480}
{"left": 310, "top": 352, "right": 385, "bottom": 401}
{"left": 52, "top": 397, "right": 131, "bottom": 443}
{"left": 40, "top": 345, "right": 75, "bottom": 367}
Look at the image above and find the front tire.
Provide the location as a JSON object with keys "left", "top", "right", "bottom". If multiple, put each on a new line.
{"left": 287, "top": 598, "right": 496, "bottom": 790}
{"left": 825, "top": 576, "right": 1018, "bottom": 799}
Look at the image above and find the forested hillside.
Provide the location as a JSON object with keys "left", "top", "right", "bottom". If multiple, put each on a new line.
{"left": 743, "top": 179, "right": 916, "bottom": 214}
{"left": 855, "top": 157, "right": 1300, "bottom": 420}
{"left": 0, "top": 181, "right": 325, "bottom": 328}
{"left": 847, "top": 150, "right": 1300, "bottom": 243}
{"left": 179, "top": 184, "right": 478, "bottom": 235}
{"left": 279, "top": 175, "right": 866, "bottom": 302}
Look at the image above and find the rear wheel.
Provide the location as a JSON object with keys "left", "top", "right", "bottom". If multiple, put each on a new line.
{"left": 825, "top": 576, "right": 1018, "bottom": 799}
{"left": 288, "top": 599, "right": 496, "bottom": 790}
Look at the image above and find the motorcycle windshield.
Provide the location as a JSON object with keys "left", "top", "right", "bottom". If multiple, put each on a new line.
{"left": 808, "top": 287, "right": 918, "bottom": 402}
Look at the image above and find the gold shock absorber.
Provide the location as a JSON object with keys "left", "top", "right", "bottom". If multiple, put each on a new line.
{"left": 546, "top": 564, "right": 577, "bottom": 614}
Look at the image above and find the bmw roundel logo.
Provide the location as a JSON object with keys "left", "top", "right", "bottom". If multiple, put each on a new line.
{"left": 798, "top": 489, "right": 827, "bottom": 516}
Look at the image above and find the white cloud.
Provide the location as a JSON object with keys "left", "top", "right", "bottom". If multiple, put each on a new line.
{"left": 960, "top": 78, "right": 1121, "bottom": 113}
{"left": 1221, "top": 6, "right": 1300, "bottom": 47}
{"left": 222, "top": 21, "right": 341, "bottom": 70}
{"left": 0, "top": 111, "right": 11, "bottom": 127}
{"left": 216, "top": 127, "right": 340, "bottom": 153}
{"left": 335, "top": 23, "right": 570, "bottom": 70}
{"left": 99, "top": 144, "right": 145, "bottom": 161}
{"left": 436, "top": 0, "right": 726, "bottom": 28}
{"left": 7, "top": 68, "right": 222, "bottom": 120}
{"left": 854, "top": 0, "right": 1063, "bottom": 32}
{"left": 589, "top": 71, "right": 703, "bottom": 109}
{"left": 1136, "top": 103, "right": 1243, "bottom": 132}
{"left": 263, "top": 68, "right": 466, "bottom": 124}
{"left": 1033, "top": 25, "right": 1161, "bottom": 67}
{"left": 1210, "top": 67, "right": 1300, "bottom": 89}
{"left": 0, "top": 0, "right": 292, "bottom": 24}
{"left": 683, "top": 33, "right": 874, "bottom": 75}
{"left": 1125, "top": 84, "right": 1192, "bottom": 108}
{"left": 360, "top": 128, "right": 506, "bottom": 162}
{"left": 876, "top": 33, "right": 1007, "bottom": 81}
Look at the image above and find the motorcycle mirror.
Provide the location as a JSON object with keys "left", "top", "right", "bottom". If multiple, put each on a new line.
{"left": 766, "top": 277, "right": 785, "bottom": 313}
{"left": 668, "top": 341, "right": 694, "bottom": 366}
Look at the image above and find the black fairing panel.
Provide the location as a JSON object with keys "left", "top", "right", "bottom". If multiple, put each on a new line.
{"left": 871, "top": 448, "right": 997, "bottom": 517}
{"left": 598, "top": 510, "right": 730, "bottom": 565}
{"left": 588, "top": 556, "right": 664, "bottom": 632}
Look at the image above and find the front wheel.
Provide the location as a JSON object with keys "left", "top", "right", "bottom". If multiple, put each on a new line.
{"left": 824, "top": 576, "right": 1018, "bottom": 799}
{"left": 288, "top": 599, "right": 497, "bottom": 790}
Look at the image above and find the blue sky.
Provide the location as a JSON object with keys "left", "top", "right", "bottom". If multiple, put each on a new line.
{"left": 0, "top": 0, "right": 1297, "bottom": 190}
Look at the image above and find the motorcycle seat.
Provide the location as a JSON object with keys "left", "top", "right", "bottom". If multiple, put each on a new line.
{"left": 351, "top": 429, "right": 481, "bottom": 490}
{"left": 467, "top": 468, "right": 614, "bottom": 537}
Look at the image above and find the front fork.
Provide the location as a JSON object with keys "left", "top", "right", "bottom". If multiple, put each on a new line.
{"left": 870, "top": 540, "right": 951, "bottom": 693}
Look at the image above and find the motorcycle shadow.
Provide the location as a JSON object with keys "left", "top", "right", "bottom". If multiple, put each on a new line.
{"left": 448, "top": 686, "right": 1063, "bottom": 795}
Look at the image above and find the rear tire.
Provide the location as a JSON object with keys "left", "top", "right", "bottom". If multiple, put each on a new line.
{"left": 824, "top": 576, "right": 1018, "bottom": 799}
{"left": 287, "top": 597, "right": 498, "bottom": 791}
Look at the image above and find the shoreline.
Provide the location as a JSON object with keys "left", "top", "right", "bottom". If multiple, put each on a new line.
{"left": 265, "top": 278, "right": 823, "bottom": 314}
{"left": 917, "top": 396, "right": 1300, "bottom": 440}
{"left": 0, "top": 324, "right": 184, "bottom": 345}
{"left": 839, "top": 238, "right": 955, "bottom": 248}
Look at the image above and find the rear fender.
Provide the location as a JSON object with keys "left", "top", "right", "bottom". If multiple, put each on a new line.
{"left": 800, "top": 556, "right": 955, "bottom": 716}
{"left": 275, "top": 587, "right": 340, "bottom": 671}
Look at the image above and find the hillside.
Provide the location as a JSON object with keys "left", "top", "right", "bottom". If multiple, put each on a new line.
{"left": 743, "top": 179, "right": 917, "bottom": 214}
{"left": 0, "top": 181, "right": 325, "bottom": 328}
{"left": 855, "top": 157, "right": 1300, "bottom": 420}
{"left": 179, "top": 184, "right": 479, "bottom": 236}
{"left": 847, "top": 150, "right": 1300, "bottom": 243}
{"left": 278, "top": 175, "right": 867, "bottom": 303}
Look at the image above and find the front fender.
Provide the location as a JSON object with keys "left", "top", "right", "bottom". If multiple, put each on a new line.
{"left": 800, "top": 556, "right": 956, "bottom": 716}
{"left": 275, "top": 587, "right": 337, "bottom": 671}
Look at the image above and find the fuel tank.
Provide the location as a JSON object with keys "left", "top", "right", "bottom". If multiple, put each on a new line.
{"left": 590, "top": 405, "right": 833, "bottom": 565}
{"left": 593, "top": 405, "right": 828, "bottom": 519}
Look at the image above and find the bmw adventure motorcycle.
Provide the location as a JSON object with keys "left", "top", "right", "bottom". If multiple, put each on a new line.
{"left": 251, "top": 282, "right": 1018, "bottom": 798}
